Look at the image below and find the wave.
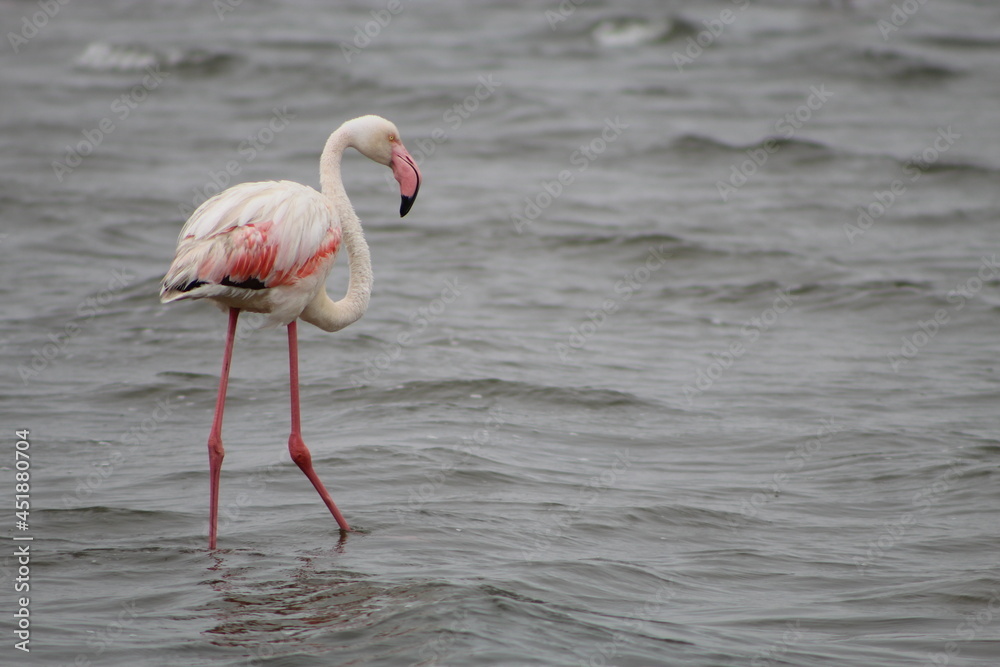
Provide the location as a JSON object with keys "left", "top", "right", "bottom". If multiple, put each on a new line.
{"left": 788, "top": 278, "right": 940, "bottom": 311}
{"left": 588, "top": 15, "right": 688, "bottom": 49}
{"left": 858, "top": 47, "right": 960, "bottom": 81}
{"left": 347, "top": 377, "right": 660, "bottom": 410}
{"left": 535, "top": 231, "right": 806, "bottom": 271}
{"left": 769, "top": 37, "right": 962, "bottom": 83}
{"left": 831, "top": 45, "right": 960, "bottom": 82}
{"left": 74, "top": 41, "right": 236, "bottom": 74}
{"left": 541, "top": 230, "right": 684, "bottom": 249}
{"left": 668, "top": 133, "right": 997, "bottom": 178}
{"left": 896, "top": 158, "right": 1000, "bottom": 177}
{"left": 915, "top": 33, "right": 1000, "bottom": 50}
{"left": 668, "top": 133, "right": 833, "bottom": 159}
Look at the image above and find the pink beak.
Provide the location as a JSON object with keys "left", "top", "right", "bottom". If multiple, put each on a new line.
{"left": 390, "top": 143, "right": 421, "bottom": 217}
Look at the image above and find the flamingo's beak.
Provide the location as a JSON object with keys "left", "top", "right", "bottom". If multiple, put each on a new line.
{"left": 390, "top": 143, "right": 421, "bottom": 217}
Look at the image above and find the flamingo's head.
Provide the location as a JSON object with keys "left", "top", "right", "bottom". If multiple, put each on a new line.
{"left": 348, "top": 115, "right": 422, "bottom": 217}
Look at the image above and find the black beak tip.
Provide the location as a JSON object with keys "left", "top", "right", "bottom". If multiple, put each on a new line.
{"left": 400, "top": 195, "right": 415, "bottom": 217}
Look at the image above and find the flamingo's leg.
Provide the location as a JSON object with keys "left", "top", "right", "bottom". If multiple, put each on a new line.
{"left": 286, "top": 320, "right": 351, "bottom": 532}
{"left": 207, "top": 307, "right": 240, "bottom": 549}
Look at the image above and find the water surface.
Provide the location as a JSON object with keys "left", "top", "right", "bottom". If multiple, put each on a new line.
{"left": 2, "top": 0, "right": 999, "bottom": 665}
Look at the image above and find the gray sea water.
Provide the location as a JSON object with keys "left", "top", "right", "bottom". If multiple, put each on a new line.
{"left": 2, "top": 0, "right": 1000, "bottom": 665}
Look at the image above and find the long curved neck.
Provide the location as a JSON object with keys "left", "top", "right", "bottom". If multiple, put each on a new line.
{"left": 300, "top": 128, "right": 373, "bottom": 333}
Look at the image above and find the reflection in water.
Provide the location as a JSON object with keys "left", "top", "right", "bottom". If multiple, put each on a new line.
{"left": 198, "top": 538, "right": 465, "bottom": 663}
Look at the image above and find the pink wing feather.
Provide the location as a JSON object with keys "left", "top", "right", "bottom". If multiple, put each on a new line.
{"left": 161, "top": 180, "right": 341, "bottom": 302}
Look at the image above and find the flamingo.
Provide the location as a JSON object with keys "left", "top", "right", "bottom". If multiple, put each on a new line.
{"left": 160, "top": 115, "right": 421, "bottom": 549}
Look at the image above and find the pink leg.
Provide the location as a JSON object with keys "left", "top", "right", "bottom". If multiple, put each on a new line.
{"left": 207, "top": 307, "right": 240, "bottom": 549}
{"left": 287, "top": 320, "right": 351, "bottom": 532}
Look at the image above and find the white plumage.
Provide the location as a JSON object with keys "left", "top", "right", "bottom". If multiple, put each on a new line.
{"left": 161, "top": 180, "right": 341, "bottom": 327}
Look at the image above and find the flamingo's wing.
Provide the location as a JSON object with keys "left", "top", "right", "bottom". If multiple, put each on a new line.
{"left": 160, "top": 181, "right": 341, "bottom": 302}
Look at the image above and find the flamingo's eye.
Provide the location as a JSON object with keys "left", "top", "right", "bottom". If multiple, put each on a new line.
{"left": 388, "top": 134, "right": 396, "bottom": 142}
